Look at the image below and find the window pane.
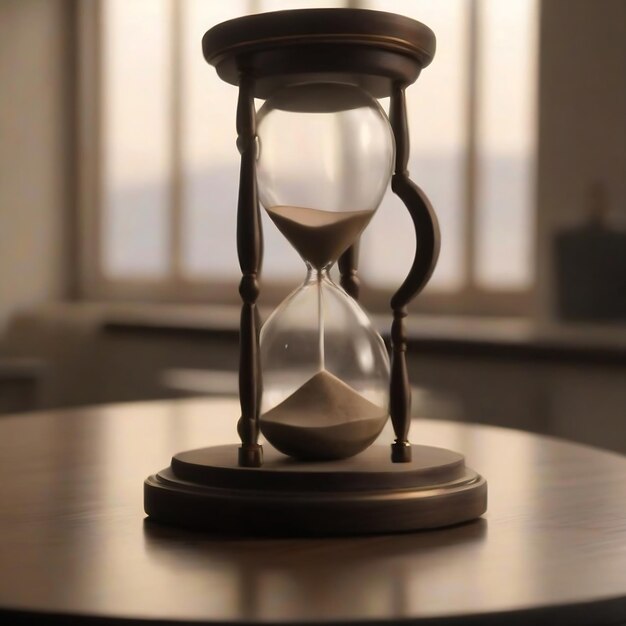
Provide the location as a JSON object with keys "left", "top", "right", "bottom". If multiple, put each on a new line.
{"left": 182, "top": 0, "right": 348, "bottom": 282}
{"left": 101, "top": 0, "right": 171, "bottom": 278}
{"left": 180, "top": 0, "right": 248, "bottom": 281}
{"left": 475, "top": 0, "right": 538, "bottom": 288}
{"left": 359, "top": 0, "right": 468, "bottom": 292}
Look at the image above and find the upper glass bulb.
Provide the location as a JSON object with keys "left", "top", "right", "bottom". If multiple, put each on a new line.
{"left": 256, "top": 82, "right": 394, "bottom": 269}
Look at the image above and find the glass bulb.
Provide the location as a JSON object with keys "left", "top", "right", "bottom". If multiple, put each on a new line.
{"left": 256, "top": 82, "right": 394, "bottom": 461}
{"left": 260, "top": 270, "right": 390, "bottom": 460}
{"left": 257, "top": 82, "right": 394, "bottom": 215}
{"left": 256, "top": 83, "right": 394, "bottom": 270}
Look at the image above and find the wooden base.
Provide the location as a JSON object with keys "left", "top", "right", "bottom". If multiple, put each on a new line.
{"left": 145, "top": 445, "right": 486, "bottom": 536}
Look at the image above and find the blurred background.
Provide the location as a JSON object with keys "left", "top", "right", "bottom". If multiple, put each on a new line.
{"left": 0, "top": 0, "right": 624, "bottom": 452}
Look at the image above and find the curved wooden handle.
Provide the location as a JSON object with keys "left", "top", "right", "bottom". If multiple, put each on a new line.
{"left": 390, "top": 176, "right": 440, "bottom": 310}
{"left": 338, "top": 242, "right": 361, "bottom": 300}
{"left": 388, "top": 83, "right": 440, "bottom": 463}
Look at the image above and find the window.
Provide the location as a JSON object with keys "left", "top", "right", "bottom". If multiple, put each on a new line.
{"left": 80, "top": 0, "right": 538, "bottom": 315}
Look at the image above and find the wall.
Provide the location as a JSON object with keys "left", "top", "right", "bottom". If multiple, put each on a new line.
{"left": 0, "top": 0, "right": 74, "bottom": 335}
{"left": 536, "top": 0, "right": 626, "bottom": 322}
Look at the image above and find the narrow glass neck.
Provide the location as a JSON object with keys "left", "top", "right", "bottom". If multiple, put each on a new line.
{"left": 305, "top": 264, "right": 330, "bottom": 283}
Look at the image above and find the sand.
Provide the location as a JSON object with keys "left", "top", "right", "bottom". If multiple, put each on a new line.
{"left": 260, "top": 370, "right": 387, "bottom": 460}
{"left": 265, "top": 205, "right": 374, "bottom": 270}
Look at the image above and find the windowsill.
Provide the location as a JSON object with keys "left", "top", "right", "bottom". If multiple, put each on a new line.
{"left": 7, "top": 301, "right": 625, "bottom": 364}
{"left": 30, "top": 300, "right": 624, "bottom": 365}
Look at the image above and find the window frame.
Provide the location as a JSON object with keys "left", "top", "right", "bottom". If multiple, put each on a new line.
{"left": 77, "top": 0, "right": 536, "bottom": 317}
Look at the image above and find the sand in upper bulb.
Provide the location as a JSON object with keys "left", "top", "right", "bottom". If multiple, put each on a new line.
{"left": 265, "top": 205, "right": 374, "bottom": 270}
{"left": 260, "top": 370, "right": 387, "bottom": 460}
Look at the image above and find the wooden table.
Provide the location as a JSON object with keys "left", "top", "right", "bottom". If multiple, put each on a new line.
{"left": 1, "top": 398, "right": 625, "bottom": 625}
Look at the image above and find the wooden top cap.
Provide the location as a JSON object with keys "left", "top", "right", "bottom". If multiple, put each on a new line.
{"left": 202, "top": 9, "right": 436, "bottom": 98}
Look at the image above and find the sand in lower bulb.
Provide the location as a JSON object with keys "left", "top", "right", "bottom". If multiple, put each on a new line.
{"left": 260, "top": 370, "right": 387, "bottom": 460}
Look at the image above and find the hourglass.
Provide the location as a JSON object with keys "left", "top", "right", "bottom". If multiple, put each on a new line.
{"left": 257, "top": 82, "right": 392, "bottom": 461}
{"left": 145, "top": 8, "right": 487, "bottom": 535}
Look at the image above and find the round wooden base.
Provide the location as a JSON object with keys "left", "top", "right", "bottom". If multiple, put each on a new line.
{"left": 144, "top": 444, "right": 487, "bottom": 536}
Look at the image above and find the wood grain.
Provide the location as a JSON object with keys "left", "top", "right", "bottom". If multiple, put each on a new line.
{"left": 0, "top": 399, "right": 625, "bottom": 624}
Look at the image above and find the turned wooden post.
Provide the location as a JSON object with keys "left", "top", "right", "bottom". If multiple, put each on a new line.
{"left": 235, "top": 72, "right": 263, "bottom": 468}
{"left": 388, "top": 83, "right": 441, "bottom": 463}
{"left": 338, "top": 242, "right": 360, "bottom": 300}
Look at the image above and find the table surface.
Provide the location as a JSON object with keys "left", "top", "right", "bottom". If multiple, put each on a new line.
{"left": 1, "top": 398, "right": 625, "bottom": 626}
